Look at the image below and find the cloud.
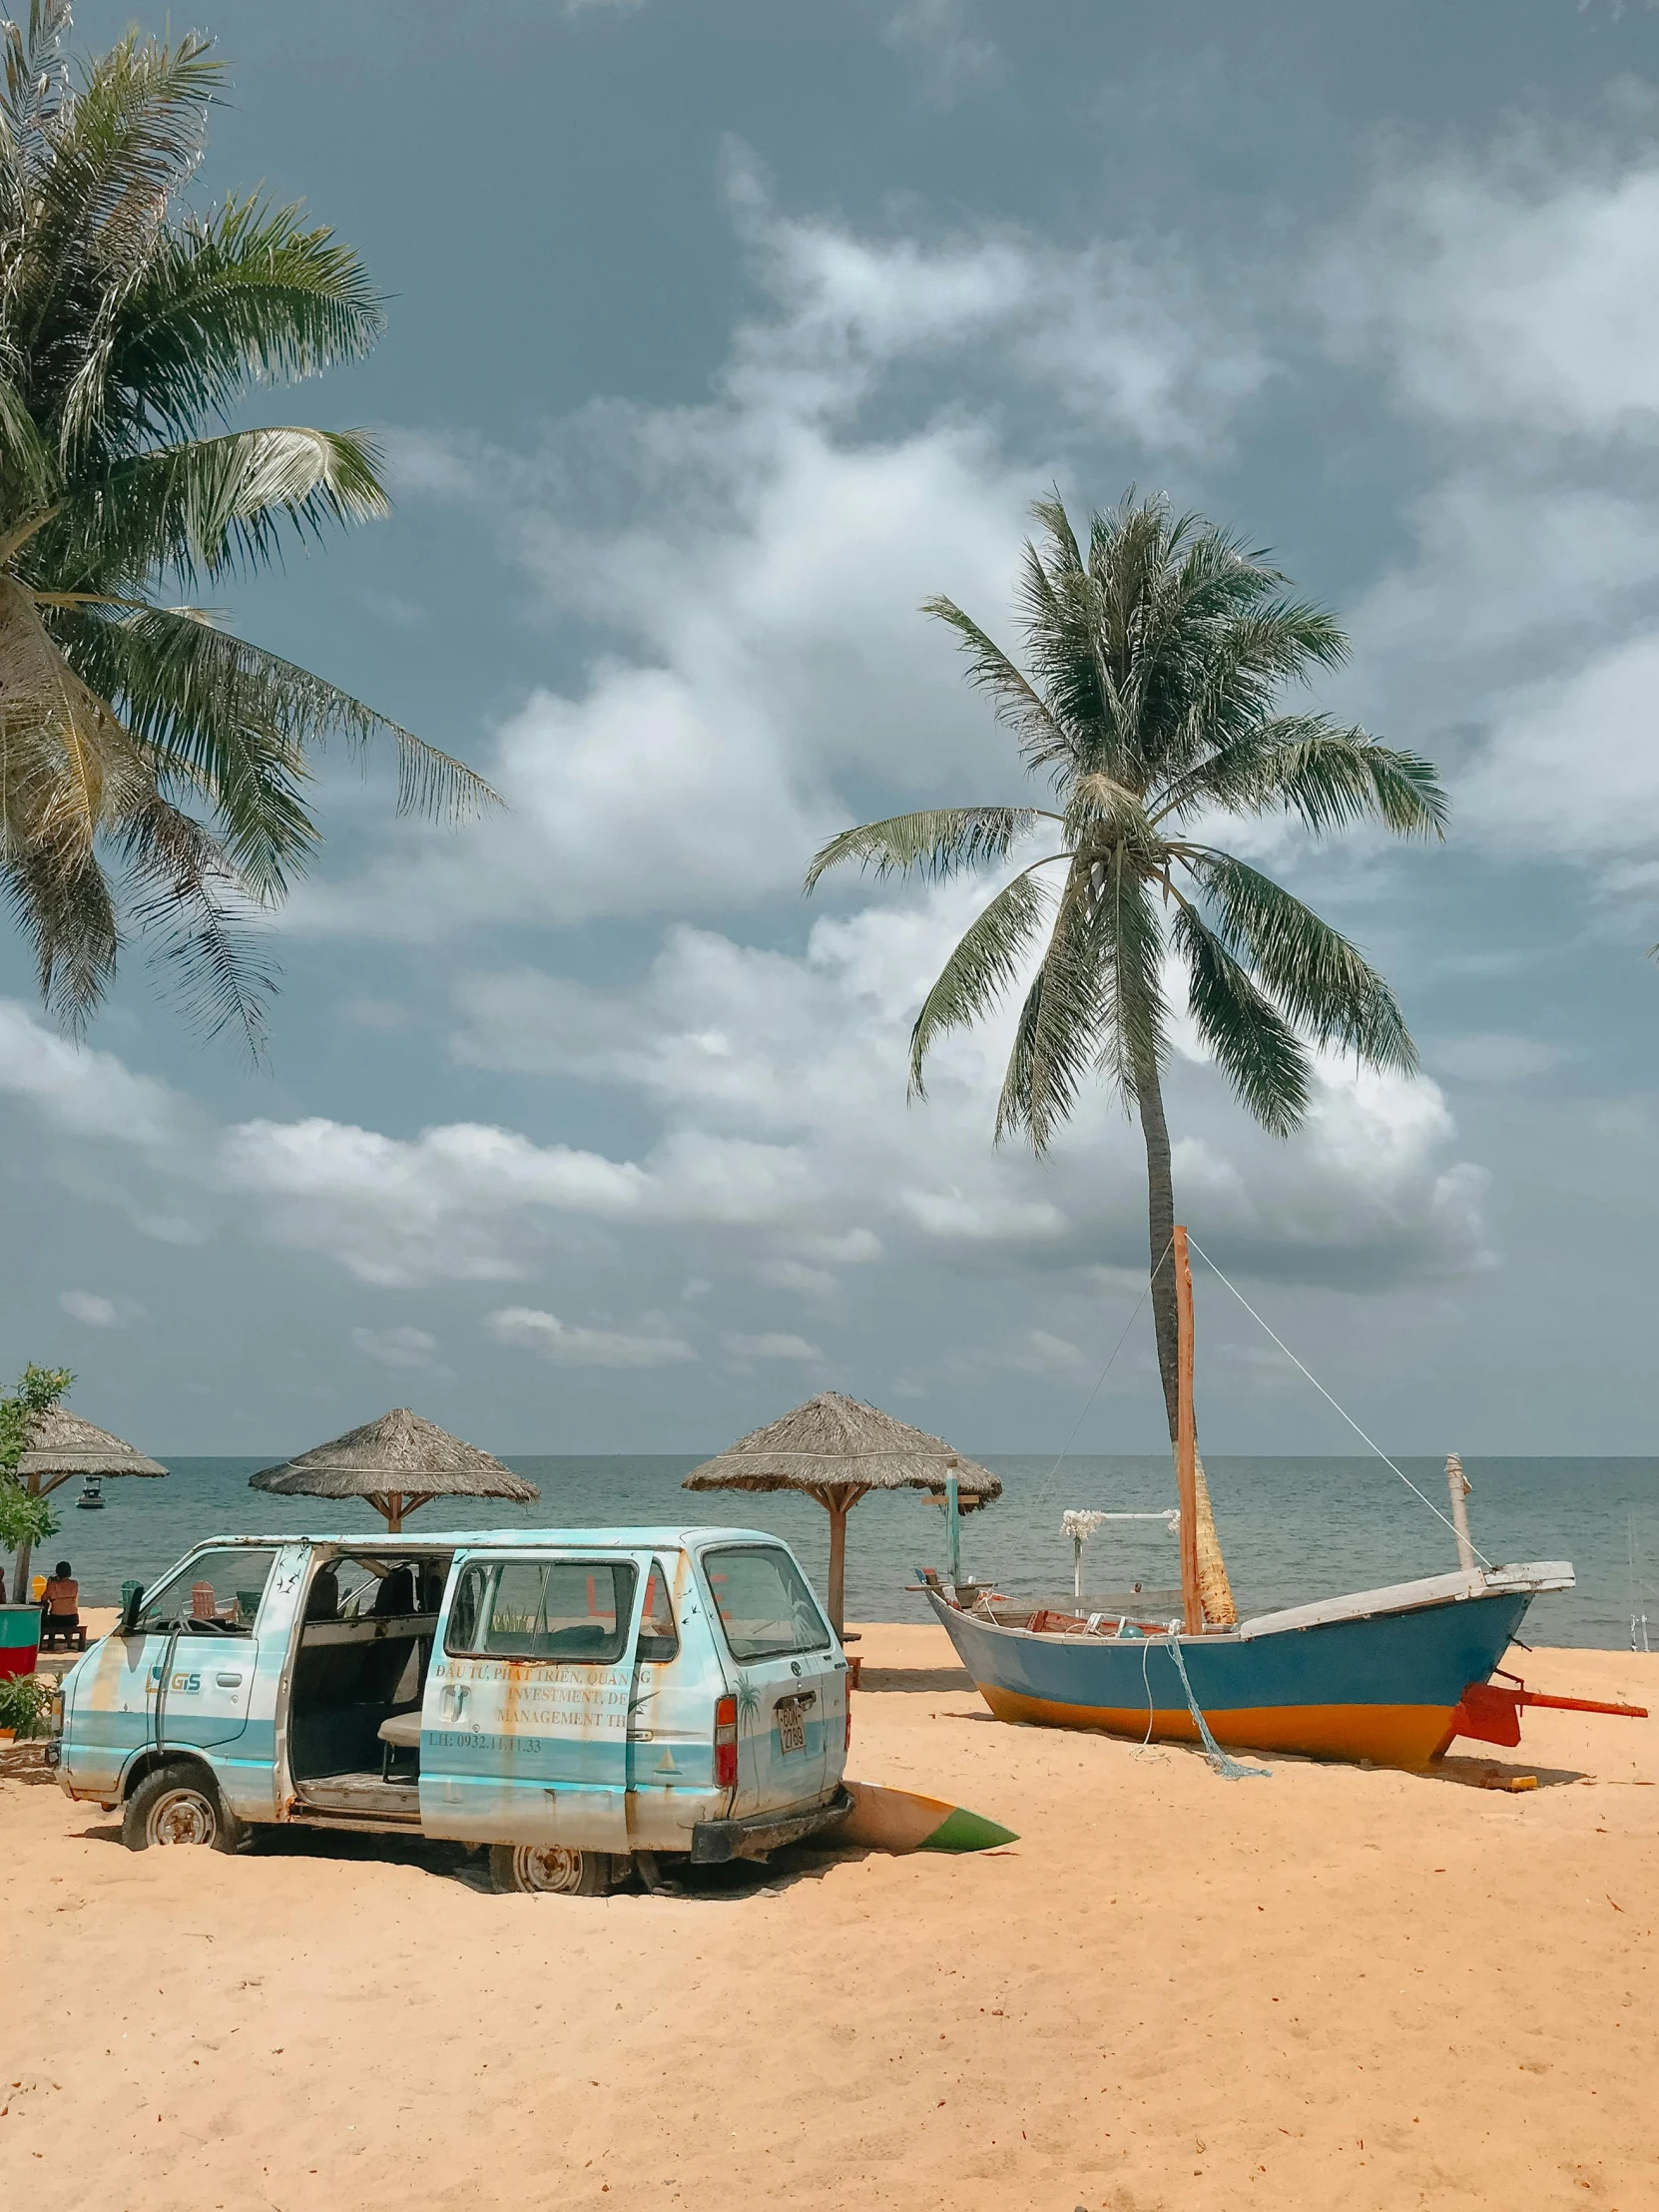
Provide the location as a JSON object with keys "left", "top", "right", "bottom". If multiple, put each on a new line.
{"left": 451, "top": 895, "right": 1491, "bottom": 1293}
{"left": 0, "top": 1000, "right": 184, "bottom": 1148}
{"left": 727, "top": 157, "right": 1266, "bottom": 447}
{"left": 721, "top": 1331, "right": 824, "bottom": 1362}
{"left": 289, "top": 167, "right": 1262, "bottom": 943}
{"left": 1002, "top": 1329, "right": 1091, "bottom": 1378}
{"left": 1322, "top": 133, "right": 1659, "bottom": 438}
{"left": 883, "top": 0, "right": 999, "bottom": 93}
{"left": 351, "top": 1326, "right": 445, "bottom": 1372}
{"left": 1459, "top": 632, "right": 1659, "bottom": 863}
{"left": 58, "top": 1290, "right": 146, "bottom": 1329}
{"left": 1322, "top": 131, "right": 1659, "bottom": 896}
{"left": 210, "top": 1115, "right": 815, "bottom": 1287}
{"left": 1430, "top": 1033, "right": 1565, "bottom": 1082}
{"left": 483, "top": 1307, "right": 697, "bottom": 1368}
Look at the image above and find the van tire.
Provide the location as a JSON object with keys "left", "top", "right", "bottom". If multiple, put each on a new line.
{"left": 122, "top": 1764, "right": 246, "bottom": 1854}
{"left": 489, "top": 1843, "right": 614, "bottom": 1896}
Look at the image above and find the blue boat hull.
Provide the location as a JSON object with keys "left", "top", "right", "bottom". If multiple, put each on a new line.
{"left": 928, "top": 1586, "right": 1537, "bottom": 1767}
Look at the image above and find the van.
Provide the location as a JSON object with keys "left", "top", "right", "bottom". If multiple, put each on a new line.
{"left": 46, "top": 1525, "right": 851, "bottom": 1894}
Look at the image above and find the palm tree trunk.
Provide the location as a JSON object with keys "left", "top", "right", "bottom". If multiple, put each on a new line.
{"left": 1130, "top": 1038, "right": 1237, "bottom": 1627}
{"left": 1134, "top": 1038, "right": 1182, "bottom": 1438}
{"left": 11, "top": 1471, "right": 42, "bottom": 1604}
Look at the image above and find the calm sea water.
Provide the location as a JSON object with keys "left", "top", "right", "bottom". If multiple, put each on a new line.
{"left": 37, "top": 1454, "right": 1658, "bottom": 1650}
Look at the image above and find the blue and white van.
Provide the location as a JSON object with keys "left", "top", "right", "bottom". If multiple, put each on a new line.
{"left": 47, "top": 1525, "right": 851, "bottom": 1893}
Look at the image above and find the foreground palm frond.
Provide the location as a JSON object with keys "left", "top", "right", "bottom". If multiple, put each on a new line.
{"left": 0, "top": 7, "right": 495, "bottom": 1052}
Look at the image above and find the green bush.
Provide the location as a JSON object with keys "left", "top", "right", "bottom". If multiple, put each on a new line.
{"left": 0, "top": 1672, "right": 55, "bottom": 1740}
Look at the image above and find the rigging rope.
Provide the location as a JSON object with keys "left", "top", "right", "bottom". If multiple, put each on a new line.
{"left": 1034, "top": 1237, "right": 1172, "bottom": 1504}
{"left": 1165, "top": 1633, "right": 1270, "bottom": 1781}
{"left": 1184, "top": 1234, "right": 1494, "bottom": 1570}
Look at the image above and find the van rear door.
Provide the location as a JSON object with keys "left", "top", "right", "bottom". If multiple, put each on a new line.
{"left": 698, "top": 1542, "right": 839, "bottom": 1818}
{"left": 419, "top": 1550, "right": 647, "bottom": 1851}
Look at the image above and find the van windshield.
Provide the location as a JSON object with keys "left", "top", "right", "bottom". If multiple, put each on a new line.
{"left": 136, "top": 1549, "right": 278, "bottom": 1635}
{"left": 703, "top": 1546, "right": 830, "bottom": 1662}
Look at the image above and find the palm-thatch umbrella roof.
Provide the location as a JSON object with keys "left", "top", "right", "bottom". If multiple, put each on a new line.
{"left": 16, "top": 1408, "right": 168, "bottom": 1492}
{"left": 684, "top": 1390, "right": 1000, "bottom": 1634}
{"left": 250, "top": 1407, "right": 538, "bottom": 1534}
{"left": 7, "top": 1406, "right": 169, "bottom": 1602}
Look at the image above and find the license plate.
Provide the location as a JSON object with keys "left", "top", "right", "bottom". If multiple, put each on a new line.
{"left": 777, "top": 1705, "right": 807, "bottom": 1756}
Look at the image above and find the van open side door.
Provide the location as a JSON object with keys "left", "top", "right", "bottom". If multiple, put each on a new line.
{"left": 418, "top": 1549, "right": 649, "bottom": 1851}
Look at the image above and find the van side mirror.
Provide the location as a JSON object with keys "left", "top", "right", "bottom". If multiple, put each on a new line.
{"left": 120, "top": 1585, "right": 144, "bottom": 1635}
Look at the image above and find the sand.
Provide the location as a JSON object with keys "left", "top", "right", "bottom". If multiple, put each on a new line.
{"left": 2, "top": 1622, "right": 1655, "bottom": 2212}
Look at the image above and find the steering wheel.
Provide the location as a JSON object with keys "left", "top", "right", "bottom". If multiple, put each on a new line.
{"left": 179, "top": 1616, "right": 243, "bottom": 1637}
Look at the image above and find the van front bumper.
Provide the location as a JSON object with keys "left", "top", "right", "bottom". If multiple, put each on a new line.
{"left": 689, "top": 1785, "right": 854, "bottom": 1865}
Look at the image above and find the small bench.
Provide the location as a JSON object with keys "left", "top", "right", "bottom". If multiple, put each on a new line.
{"left": 39, "top": 1614, "right": 87, "bottom": 1653}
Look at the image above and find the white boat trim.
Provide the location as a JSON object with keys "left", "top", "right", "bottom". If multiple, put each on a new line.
{"left": 1236, "top": 1560, "right": 1575, "bottom": 1641}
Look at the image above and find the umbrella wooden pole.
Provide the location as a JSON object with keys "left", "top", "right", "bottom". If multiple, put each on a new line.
{"left": 826, "top": 1497, "right": 848, "bottom": 1638}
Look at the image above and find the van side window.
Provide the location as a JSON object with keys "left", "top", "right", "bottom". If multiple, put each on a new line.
{"left": 447, "top": 1560, "right": 638, "bottom": 1664}
{"left": 444, "top": 1564, "right": 485, "bottom": 1654}
{"left": 637, "top": 1562, "right": 679, "bottom": 1665}
{"left": 703, "top": 1546, "right": 830, "bottom": 1661}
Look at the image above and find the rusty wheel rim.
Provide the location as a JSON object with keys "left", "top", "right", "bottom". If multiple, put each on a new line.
{"left": 513, "top": 1845, "right": 584, "bottom": 1893}
{"left": 148, "top": 1786, "right": 217, "bottom": 1847}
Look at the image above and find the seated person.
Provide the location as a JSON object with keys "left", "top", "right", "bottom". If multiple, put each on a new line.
{"left": 40, "top": 1561, "right": 82, "bottom": 1647}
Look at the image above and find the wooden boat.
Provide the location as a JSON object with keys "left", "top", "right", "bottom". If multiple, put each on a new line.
{"left": 926, "top": 1228, "right": 1640, "bottom": 1770}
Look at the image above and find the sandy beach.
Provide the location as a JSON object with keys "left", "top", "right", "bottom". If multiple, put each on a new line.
{"left": 2, "top": 1620, "right": 1655, "bottom": 2212}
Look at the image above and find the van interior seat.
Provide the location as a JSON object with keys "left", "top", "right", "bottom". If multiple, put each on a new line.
{"left": 376, "top": 1710, "right": 422, "bottom": 1749}
{"left": 288, "top": 1554, "right": 452, "bottom": 1785}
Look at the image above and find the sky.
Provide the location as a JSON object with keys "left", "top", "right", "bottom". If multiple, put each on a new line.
{"left": 5, "top": 0, "right": 1659, "bottom": 1457}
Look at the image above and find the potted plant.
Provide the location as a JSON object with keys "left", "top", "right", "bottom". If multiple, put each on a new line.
{"left": 0, "top": 1669, "right": 55, "bottom": 1743}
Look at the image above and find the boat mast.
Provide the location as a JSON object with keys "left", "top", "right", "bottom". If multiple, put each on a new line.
{"left": 1173, "top": 1225, "right": 1203, "bottom": 1634}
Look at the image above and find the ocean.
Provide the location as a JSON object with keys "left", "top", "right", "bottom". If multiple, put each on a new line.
{"left": 37, "top": 1452, "right": 1658, "bottom": 1649}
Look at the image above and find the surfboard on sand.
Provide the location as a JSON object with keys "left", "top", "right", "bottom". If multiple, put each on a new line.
{"left": 837, "top": 1780, "right": 1017, "bottom": 1854}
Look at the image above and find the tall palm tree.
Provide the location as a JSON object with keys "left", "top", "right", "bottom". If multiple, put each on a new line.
{"left": 0, "top": 5, "right": 492, "bottom": 1053}
{"left": 807, "top": 492, "right": 1446, "bottom": 1613}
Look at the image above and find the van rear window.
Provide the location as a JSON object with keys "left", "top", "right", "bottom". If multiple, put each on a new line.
{"left": 703, "top": 1546, "right": 830, "bottom": 1662}
{"left": 445, "top": 1559, "right": 638, "bottom": 1665}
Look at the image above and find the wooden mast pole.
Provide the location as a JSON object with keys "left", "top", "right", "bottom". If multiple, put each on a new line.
{"left": 1173, "top": 1224, "right": 1203, "bottom": 1635}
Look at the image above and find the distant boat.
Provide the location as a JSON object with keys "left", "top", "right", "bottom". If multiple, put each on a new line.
{"left": 927, "top": 1227, "right": 1641, "bottom": 1769}
{"left": 76, "top": 1476, "right": 105, "bottom": 1510}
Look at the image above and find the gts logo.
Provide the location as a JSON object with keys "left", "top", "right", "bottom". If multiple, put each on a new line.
{"left": 146, "top": 1668, "right": 202, "bottom": 1695}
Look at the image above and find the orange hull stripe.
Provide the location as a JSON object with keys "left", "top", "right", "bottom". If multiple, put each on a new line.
{"left": 975, "top": 1685, "right": 1455, "bottom": 1769}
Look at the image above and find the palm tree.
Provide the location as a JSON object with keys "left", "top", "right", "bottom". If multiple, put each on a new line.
{"left": 807, "top": 491, "right": 1446, "bottom": 1615}
{"left": 0, "top": 6, "right": 492, "bottom": 1052}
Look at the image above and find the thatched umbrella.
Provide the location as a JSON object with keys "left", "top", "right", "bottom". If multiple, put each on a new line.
{"left": 683, "top": 1390, "right": 1000, "bottom": 1635}
{"left": 9, "top": 1409, "right": 167, "bottom": 1601}
{"left": 250, "top": 1407, "right": 538, "bottom": 1534}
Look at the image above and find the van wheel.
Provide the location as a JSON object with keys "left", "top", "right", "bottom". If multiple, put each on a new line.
{"left": 122, "top": 1765, "right": 245, "bottom": 1854}
{"left": 489, "top": 1843, "right": 613, "bottom": 1896}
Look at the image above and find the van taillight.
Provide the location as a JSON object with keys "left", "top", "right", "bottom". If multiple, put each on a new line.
{"left": 714, "top": 1694, "right": 738, "bottom": 1789}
